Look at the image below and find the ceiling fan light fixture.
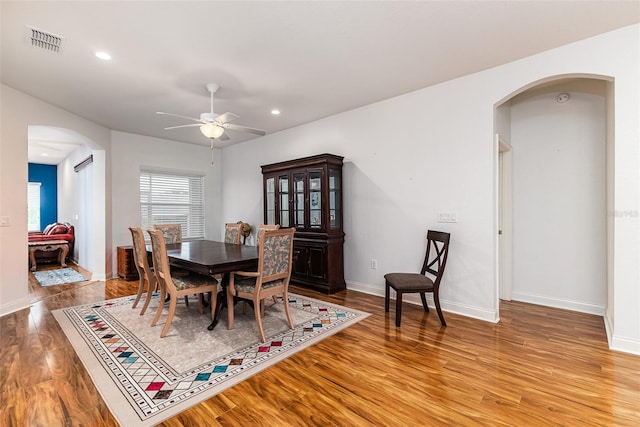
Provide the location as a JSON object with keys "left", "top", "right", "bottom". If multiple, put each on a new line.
{"left": 200, "top": 123, "right": 225, "bottom": 139}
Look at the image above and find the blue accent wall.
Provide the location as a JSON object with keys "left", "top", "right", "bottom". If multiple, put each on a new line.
{"left": 28, "top": 163, "right": 57, "bottom": 229}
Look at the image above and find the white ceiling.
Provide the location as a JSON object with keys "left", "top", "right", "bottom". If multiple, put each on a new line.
{"left": 2, "top": 1, "right": 638, "bottom": 163}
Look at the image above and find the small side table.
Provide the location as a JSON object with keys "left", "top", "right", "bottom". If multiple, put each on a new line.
{"left": 28, "top": 240, "right": 69, "bottom": 271}
{"left": 117, "top": 246, "right": 139, "bottom": 280}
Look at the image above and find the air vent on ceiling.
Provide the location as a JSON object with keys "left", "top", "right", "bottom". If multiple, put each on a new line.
{"left": 25, "top": 26, "right": 64, "bottom": 53}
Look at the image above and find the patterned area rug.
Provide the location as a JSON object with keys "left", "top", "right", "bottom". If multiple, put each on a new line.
{"left": 32, "top": 267, "right": 88, "bottom": 286}
{"left": 53, "top": 293, "right": 369, "bottom": 426}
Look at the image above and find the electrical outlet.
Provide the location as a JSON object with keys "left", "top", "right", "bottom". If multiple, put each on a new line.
{"left": 370, "top": 259, "right": 378, "bottom": 270}
{"left": 0, "top": 216, "right": 10, "bottom": 227}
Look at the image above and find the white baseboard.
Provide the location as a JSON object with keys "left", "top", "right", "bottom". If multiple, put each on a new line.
{"left": 604, "top": 311, "right": 640, "bottom": 355}
{"left": 609, "top": 334, "right": 640, "bottom": 355}
{"left": 511, "top": 291, "right": 605, "bottom": 315}
{"left": 346, "top": 280, "right": 499, "bottom": 323}
{"left": 0, "top": 297, "right": 30, "bottom": 317}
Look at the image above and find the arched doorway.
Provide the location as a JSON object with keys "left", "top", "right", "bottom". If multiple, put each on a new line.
{"left": 495, "top": 74, "right": 613, "bottom": 320}
{"left": 28, "top": 126, "right": 107, "bottom": 280}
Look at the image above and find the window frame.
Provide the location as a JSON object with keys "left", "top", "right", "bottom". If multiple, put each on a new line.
{"left": 139, "top": 168, "right": 205, "bottom": 241}
{"left": 28, "top": 182, "right": 42, "bottom": 232}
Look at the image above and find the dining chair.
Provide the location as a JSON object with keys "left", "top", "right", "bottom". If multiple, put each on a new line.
{"left": 128, "top": 227, "right": 157, "bottom": 315}
{"left": 226, "top": 227, "right": 296, "bottom": 342}
{"left": 147, "top": 229, "right": 220, "bottom": 338}
{"left": 224, "top": 222, "right": 242, "bottom": 245}
{"left": 384, "top": 230, "right": 451, "bottom": 327}
{"left": 153, "top": 223, "right": 182, "bottom": 244}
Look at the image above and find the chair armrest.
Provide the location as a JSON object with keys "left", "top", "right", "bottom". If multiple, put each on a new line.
{"left": 232, "top": 271, "right": 260, "bottom": 278}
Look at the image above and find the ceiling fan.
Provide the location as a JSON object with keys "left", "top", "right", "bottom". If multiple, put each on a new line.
{"left": 157, "top": 83, "right": 266, "bottom": 142}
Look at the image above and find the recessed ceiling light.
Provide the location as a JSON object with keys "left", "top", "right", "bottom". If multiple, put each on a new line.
{"left": 42, "top": 153, "right": 49, "bottom": 156}
{"left": 95, "top": 51, "right": 111, "bottom": 60}
{"left": 271, "top": 109, "right": 281, "bottom": 115}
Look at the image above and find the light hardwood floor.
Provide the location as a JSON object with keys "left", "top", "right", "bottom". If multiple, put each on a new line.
{"left": 1, "top": 264, "right": 638, "bottom": 426}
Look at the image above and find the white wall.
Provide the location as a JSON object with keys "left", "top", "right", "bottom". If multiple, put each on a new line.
{"left": 221, "top": 24, "right": 640, "bottom": 353}
{"left": 510, "top": 90, "right": 606, "bottom": 314}
{"left": 0, "top": 85, "right": 111, "bottom": 315}
{"left": 110, "top": 131, "right": 222, "bottom": 276}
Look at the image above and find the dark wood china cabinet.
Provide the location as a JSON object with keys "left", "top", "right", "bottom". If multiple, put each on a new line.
{"left": 262, "top": 153, "right": 345, "bottom": 294}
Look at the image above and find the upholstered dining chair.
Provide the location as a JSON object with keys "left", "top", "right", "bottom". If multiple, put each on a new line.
{"left": 224, "top": 222, "right": 242, "bottom": 245}
{"left": 384, "top": 230, "right": 451, "bottom": 327}
{"left": 147, "top": 229, "right": 220, "bottom": 338}
{"left": 226, "top": 227, "right": 296, "bottom": 342}
{"left": 128, "top": 227, "right": 157, "bottom": 315}
{"left": 153, "top": 223, "right": 182, "bottom": 244}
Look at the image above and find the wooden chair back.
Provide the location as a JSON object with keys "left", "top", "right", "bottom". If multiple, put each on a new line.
{"left": 128, "top": 227, "right": 157, "bottom": 313}
{"left": 420, "top": 230, "right": 451, "bottom": 290}
{"left": 224, "top": 222, "right": 242, "bottom": 245}
{"left": 153, "top": 223, "right": 182, "bottom": 244}
{"left": 147, "top": 229, "right": 176, "bottom": 294}
{"left": 129, "top": 227, "right": 152, "bottom": 277}
{"left": 257, "top": 227, "right": 295, "bottom": 285}
{"left": 256, "top": 224, "right": 280, "bottom": 247}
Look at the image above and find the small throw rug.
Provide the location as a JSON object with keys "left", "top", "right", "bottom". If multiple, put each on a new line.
{"left": 53, "top": 293, "right": 369, "bottom": 426}
{"left": 32, "top": 267, "right": 88, "bottom": 286}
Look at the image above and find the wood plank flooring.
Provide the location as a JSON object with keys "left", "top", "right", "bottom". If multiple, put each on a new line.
{"left": 1, "top": 264, "right": 638, "bottom": 426}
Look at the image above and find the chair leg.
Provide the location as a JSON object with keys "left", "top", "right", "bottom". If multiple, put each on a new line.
{"left": 282, "top": 290, "right": 294, "bottom": 329}
{"left": 419, "top": 292, "right": 429, "bottom": 313}
{"left": 132, "top": 275, "right": 145, "bottom": 309}
{"left": 197, "top": 295, "right": 204, "bottom": 314}
{"left": 209, "top": 290, "right": 217, "bottom": 321}
{"left": 226, "top": 287, "right": 235, "bottom": 330}
{"left": 395, "top": 291, "right": 403, "bottom": 327}
{"left": 160, "top": 296, "right": 178, "bottom": 338}
{"left": 151, "top": 288, "right": 166, "bottom": 327}
{"left": 254, "top": 297, "right": 266, "bottom": 342}
{"left": 433, "top": 289, "right": 447, "bottom": 327}
{"left": 140, "top": 277, "right": 156, "bottom": 315}
{"left": 384, "top": 281, "right": 390, "bottom": 312}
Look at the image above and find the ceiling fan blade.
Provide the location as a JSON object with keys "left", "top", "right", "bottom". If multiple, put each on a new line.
{"left": 164, "top": 123, "right": 202, "bottom": 130}
{"left": 215, "top": 112, "right": 239, "bottom": 124}
{"left": 219, "top": 133, "right": 230, "bottom": 141}
{"left": 224, "top": 123, "right": 266, "bottom": 136}
{"left": 157, "top": 112, "right": 203, "bottom": 123}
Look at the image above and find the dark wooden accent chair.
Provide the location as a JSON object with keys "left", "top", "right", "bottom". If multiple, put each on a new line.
{"left": 384, "top": 230, "right": 451, "bottom": 327}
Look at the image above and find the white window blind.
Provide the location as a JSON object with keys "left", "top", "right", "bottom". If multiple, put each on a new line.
{"left": 139, "top": 169, "right": 205, "bottom": 240}
{"left": 28, "top": 182, "right": 41, "bottom": 231}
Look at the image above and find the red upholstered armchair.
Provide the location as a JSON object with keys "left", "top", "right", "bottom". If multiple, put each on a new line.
{"left": 29, "top": 222, "right": 75, "bottom": 263}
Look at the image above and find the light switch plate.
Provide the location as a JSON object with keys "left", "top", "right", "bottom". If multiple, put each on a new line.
{"left": 438, "top": 211, "right": 458, "bottom": 223}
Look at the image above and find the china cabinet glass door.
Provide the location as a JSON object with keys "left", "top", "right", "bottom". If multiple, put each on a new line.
{"left": 329, "top": 168, "right": 341, "bottom": 230}
{"left": 265, "top": 177, "right": 275, "bottom": 224}
{"left": 293, "top": 172, "right": 305, "bottom": 228}
{"left": 309, "top": 170, "right": 322, "bottom": 230}
{"left": 278, "top": 174, "right": 289, "bottom": 227}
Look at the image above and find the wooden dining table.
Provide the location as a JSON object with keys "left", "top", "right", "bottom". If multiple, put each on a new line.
{"left": 147, "top": 240, "right": 259, "bottom": 330}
